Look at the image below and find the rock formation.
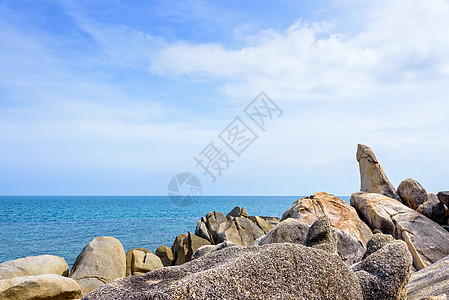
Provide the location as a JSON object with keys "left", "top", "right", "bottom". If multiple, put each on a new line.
{"left": 397, "top": 178, "right": 428, "bottom": 210}
{"left": 0, "top": 255, "right": 69, "bottom": 280}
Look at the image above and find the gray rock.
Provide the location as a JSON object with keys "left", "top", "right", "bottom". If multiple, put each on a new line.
{"left": 0, "top": 274, "right": 82, "bottom": 300}
{"left": 195, "top": 220, "right": 212, "bottom": 243}
{"left": 357, "top": 144, "right": 399, "bottom": 200}
{"left": 69, "top": 236, "right": 126, "bottom": 296}
{"left": 216, "top": 217, "right": 265, "bottom": 246}
{"left": 191, "top": 241, "right": 236, "bottom": 260}
{"left": 0, "top": 255, "right": 69, "bottom": 280}
{"left": 259, "top": 218, "right": 310, "bottom": 245}
{"left": 304, "top": 215, "right": 338, "bottom": 255}
{"left": 251, "top": 216, "right": 274, "bottom": 234}
{"left": 417, "top": 193, "right": 446, "bottom": 225}
{"left": 397, "top": 178, "right": 428, "bottom": 210}
{"left": 363, "top": 233, "right": 395, "bottom": 259}
{"left": 84, "top": 243, "right": 363, "bottom": 300}
{"left": 155, "top": 245, "right": 174, "bottom": 267}
{"left": 226, "top": 206, "right": 248, "bottom": 219}
{"left": 335, "top": 228, "right": 366, "bottom": 265}
{"left": 437, "top": 191, "right": 449, "bottom": 206}
{"left": 352, "top": 240, "right": 412, "bottom": 300}
{"left": 351, "top": 192, "right": 449, "bottom": 270}
{"left": 407, "top": 254, "right": 449, "bottom": 299}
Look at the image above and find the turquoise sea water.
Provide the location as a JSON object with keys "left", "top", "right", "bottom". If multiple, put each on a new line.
{"left": 0, "top": 195, "right": 350, "bottom": 267}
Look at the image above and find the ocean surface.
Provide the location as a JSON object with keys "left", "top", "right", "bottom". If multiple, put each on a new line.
{"left": 0, "top": 195, "right": 350, "bottom": 268}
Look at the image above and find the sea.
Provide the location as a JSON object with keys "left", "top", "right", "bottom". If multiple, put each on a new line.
{"left": 0, "top": 195, "right": 350, "bottom": 268}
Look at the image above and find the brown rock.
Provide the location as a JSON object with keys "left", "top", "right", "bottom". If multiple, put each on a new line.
{"left": 417, "top": 193, "right": 446, "bottom": 225}
{"left": 252, "top": 216, "right": 275, "bottom": 234}
{"left": 155, "top": 245, "right": 174, "bottom": 267}
{"left": 171, "top": 233, "right": 189, "bottom": 265}
{"left": 357, "top": 144, "right": 399, "bottom": 200}
{"left": 397, "top": 178, "right": 428, "bottom": 210}
{"left": 187, "top": 231, "right": 211, "bottom": 258}
{"left": 125, "top": 248, "right": 151, "bottom": 277}
{"left": 281, "top": 192, "right": 373, "bottom": 246}
{"left": 0, "top": 255, "right": 69, "bottom": 280}
{"left": 130, "top": 251, "right": 163, "bottom": 276}
{"left": 351, "top": 192, "right": 449, "bottom": 270}
{"left": 437, "top": 191, "right": 449, "bottom": 206}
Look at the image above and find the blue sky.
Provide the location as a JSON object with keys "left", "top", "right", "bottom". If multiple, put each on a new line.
{"left": 1, "top": 0, "right": 449, "bottom": 196}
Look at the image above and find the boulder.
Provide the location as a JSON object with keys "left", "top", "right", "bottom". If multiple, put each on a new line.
{"left": 437, "top": 191, "right": 449, "bottom": 206}
{"left": 195, "top": 211, "right": 227, "bottom": 244}
{"left": 84, "top": 243, "right": 363, "bottom": 299}
{"left": 188, "top": 231, "right": 211, "bottom": 257}
{"left": 352, "top": 240, "right": 412, "bottom": 300}
{"left": 155, "top": 245, "right": 174, "bottom": 267}
{"left": 356, "top": 144, "right": 399, "bottom": 200}
{"left": 335, "top": 228, "right": 366, "bottom": 265}
{"left": 251, "top": 216, "right": 274, "bottom": 234}
{"left": 397, "top": 178, "right": 428, "bottom": 210}
{"left": 125, "top": 248, "right": 151, "bottom": 277}
{"left": 195, "top": 220, "right": 213, "bottom": 243}
{"left": 226, "top": 206, "right": 249, "bottom": 219}
{"left": 171, "top": 233, "right": 189, "bottom": 265}
{"left": 0, "top": 274, "right": 82, "bottom": 300}
{"left": 0, "top": 255, "right": 69, "bottom": 280}
{"left": 191, "top": 241, "right": 236, "bottom": 260}
{"left": 216, "top": 216, "right": 265, "bottom": 246}
{"left": 130, "top": 251, "right": 163, "bottom": 276}
{"left": 69, "top": 237, "right": 126, "bottom": 296}
{"left": 304, "top": 215, "right": 338, "bottom": 255}
{"left": 363, "top": 232, "right": 395, "bottom": 259}
{"left": 281, "top": 192, "right": 373, "bottom": 246}
{"left": 417, "top": 193, "right": 446, "bottom": 225}
{"left": 407, "top": 254, "right": 449, "bottom": 299}
{"left": 351, "top": 192, "right": 449, "bottom": 270}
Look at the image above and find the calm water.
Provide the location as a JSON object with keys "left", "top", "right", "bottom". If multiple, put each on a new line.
{"left": 0, "top": 195, "right": 350, "bottom": 267}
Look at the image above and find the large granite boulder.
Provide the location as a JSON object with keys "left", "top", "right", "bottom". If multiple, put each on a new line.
{"left": 69, "top": 237, "right": 126, "bottom": 296}
{"left": 155, "top": 245, "right": 174, "bottom": 267}
{"left": 171, "top": 232, "right": 211, "bottom": 265}
{"left": 130, "top": 250, "right": 163, "bottom": 276}
{"left": 0, "top": 274, "right": 82, "bottom": 300}
{"left": 437, "top": 191, "right": 449, "bottom": 207}
{"left": 281, "top": 192, "right": 373, "bottom": 246}
{"left": 407, "top": 254, "right": 449, "bottom": 299}
{"left": 397, "top": 178, "right": 428, "bottom": 210}
{"left": 0, "top": 255, "right": 69, "bottom": 280}
{"left": 125, "top": 248, "right": 151, "bottom": 277}
{"left": 417, "top": 193, "right": 447, "bottom": 225}
{"left": 195, "top": 211, "right": 227, "bottom": 244}
{"left": 351, "top": 192, "right": 449, "bottom": 270}
{"left": 216, "top": 216, "right": 265, "bottom": 246}
{"left": 357, "top": 144, "right": 399, "bottom": 200}
{"left": 304, "top": 215, "right": 338, "bottom": 255}
{"left": 84, "top": 243, "right": 363, "bottom": 299}
{"left": 352, "top": 240, "right": 412, "bottom": 300}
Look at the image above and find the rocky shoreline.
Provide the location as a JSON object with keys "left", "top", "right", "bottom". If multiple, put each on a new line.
{"left": 1, "top": 144, "right": 449, "bottom": 299}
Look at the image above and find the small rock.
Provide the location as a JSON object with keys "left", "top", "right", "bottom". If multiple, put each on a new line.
{"left": 188, "top": 231, "right": 211, "bottom": 258}
{"left": 304, "top": 215, "right": 338, "bottom": 255}
{"left": 226, "top": 206, "right": 248, "bottom": 219}
{"left": 191, "top": 241, "right": 236, "bottom": 260}
{"left": 0, "top": 255, "right": 69, "bottom": 280}
{"left": 171, "top": 233, "right": 189, "bottom": 265}
{"left": 130, "top": 250, "right": 163, "bottom": 276}
{"left": 397, "top": 178, "right": 428, "bottom": 210}
{"left": 363, "top": 232, "right": 395, "bottom": 259}
{"left": 437, "top": 191, "right": 449, "bottom": 206}
{"left": 0, "top": 274, "right": 82, "bottom": 300}
{"left": 155, "top": 245, "right": 174, "bottom": 267}
{"left": 417, "top": 193, "right": 446, "bottom": 225}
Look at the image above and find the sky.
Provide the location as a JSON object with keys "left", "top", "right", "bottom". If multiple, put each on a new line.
{"left": 0, "top": 0, "right": 448, "bottom": 196}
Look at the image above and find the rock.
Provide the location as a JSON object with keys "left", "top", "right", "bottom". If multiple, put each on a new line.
{"left": 363, "top": 232, "right": 395, "bottom": 259}
{"left": 407, "top": 254, "right": 449, "bottom": 299}
{"left": 195, "top": 211, "right": 227, "bottom": 244}
{"left": 191, "top": 241, "right": 236, "bottom": 260}
{"left": 69, "top": 236, "right": 126, "bottom": 296}
{"left": 216, "top": 216, "right": 265, "bottom": 246}
{"left": 171, "top": 233, "right": 189, "bottom": 265}
{"left": 0, "top": 255, "right": 69, "bottom": 280}
{"left": 351, "top": 192, "right": 449, "bottom": 270}
{"left": 188, "top": 231, "right": 211, "bottom": 257}
{"left": 304, "top": 215, "right": 338, "bottom": 255}
{"left": 0, "top": 274, "right": 82, "bottom": 300}
{"left": 443, "top": 225, "right": 449, "bottom": 232}
{"left": 397, "top": 178, "right": 428, "bottom": 210}
{"left": 335, "top": 228, "right": 366, "bottom": 265}
{"left": 155, "top": 245, "right": 174, "bottom": 267}
{"left": 84, "top": 243, "right": 363, "bottom": 300}
{"left": 130, "top": 251, "right": 163, "bottom": 276}
{"left": 251, "top": 216, "right": 275, "bottom": 234}
{"left": 418, "top": 295, "right": 448, "bottom": 300}
{"left": 437, "top": 191, "right": 449, "bottom": 206}
{"left": 281, "top": 192, "right": 373, "bottom": 246}
{"left": 417, "top": 193, "right": 446, "bottom": 225}
{"left": 356, "top": 144, "right": 399, "bottom": 200}
{"left": 258, "top": 218, "right": 310, "bottom": 245}
{"left": 240, "top": 207, "right": 248, "bottom": 217}
{"left": 195, "top": 220, "right": 212, "bottom": 243}
{"left": 125, "top": 248, "right": 151, "bottom": 277}
{"left": 226, "top": 206, "right": 248, "bottom": 219}
{"left": 352, "top": 240, "right": 412, "bottom": 300}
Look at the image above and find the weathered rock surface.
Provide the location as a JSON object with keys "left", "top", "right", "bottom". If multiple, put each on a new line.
{"left": 188, "top": 231, "right": 211, "bottom": 258}
{"left": 397, "top": 178, "right": 428, "bottom": 210}
{"left": 407, "top": 254, "right": 449, "bottom": 299}
{"left": 437, "top": 191, "right": 449, "bottom": 207}
{"left": 281, "top": 192, "right": 373, "bottom": 246}
{"left": 417, "top": 193, "right": 446, "bottom": 225}
{"left": 250, "top": 216, "right": 275, "bottom": 234}
{"left": 335, "top": 228, "right": 366, "bottom": 265}
{"left": 125, "top": 248, "right": 151, "bottom": 277}
{"left": 155, "top": 245, "right": 174, "bottom": 267}
{"left": 195, "top": 211, "right": 226, "bottom": 244}
{"left": 226, "top": 206, "right": 248, "bottom": 219}
{"left": 0, "top": 255, "right": 69, "bottom": 280}
{"left": 69, "top": 236, "right": 126, "bottom": 296}
{"left": 363, "top": 232, "right": 395, "bottom": 259}
{"left": 171, "top": 233, "right": 189, "bottom": 265}
{"left": 130, "top": 250, "right": 163, "bottom": 276}
{"left": 0, "top": 274, "right": 82, "bottom": 300}
{"left": 191, "top": 241, "right": 236, "bottom": 260}
{"left": 352, "top": 240, "right": 412, "bottom": 300}
{"left": 351, "top": 192, "right": 449, "bottom": 269}
{"left": 304, "top": 215, "right": 338, "bottom": 254}
{"left": 216, "top": 216, "right": 265, "bottom": 246}
{"left": 357, "top": 144, "right": 399, "bottom": 200}
{"left": 84, "top": 243, "right": 363, "bottom": 300}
